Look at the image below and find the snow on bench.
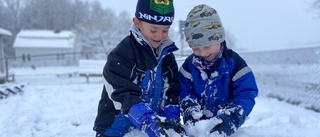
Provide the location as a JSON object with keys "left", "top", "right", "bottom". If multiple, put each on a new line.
{"left": 78, "top": 59, "right": 106, "bottom": 83}
{"left": 0, "top": 73, "right": 15, "bottom": 84}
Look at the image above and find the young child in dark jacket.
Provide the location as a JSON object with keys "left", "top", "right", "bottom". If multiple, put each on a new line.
{"left": 179, "top": 4, "right": 259, "bottom": 136}
{"left": 93, "top": 0, "right": 180, "bottom": 137}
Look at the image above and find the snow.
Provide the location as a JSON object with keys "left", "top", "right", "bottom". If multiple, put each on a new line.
{"left": 78, "top": 59, "right": 105, "bottom": 75}
{"left": 1, "top": 0, "right": 318, "bottom": 136}
{"left": 13, "top": 30, "right": 74, "bottom": 48}
{"left": 0, "top": 28, "right": 12, "bottom": 36}
{"left": 16, "top": 30, "right": 73, "bottom": 38}
{"left": 0, "top": 66, "right": 320, "bottom": 137}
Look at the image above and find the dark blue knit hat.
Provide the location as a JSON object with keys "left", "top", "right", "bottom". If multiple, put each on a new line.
{"left": 135, "top": 0, "right": 175, "bottom": 25}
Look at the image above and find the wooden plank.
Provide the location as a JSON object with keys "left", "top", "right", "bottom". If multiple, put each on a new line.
{"left": 78, "top": 59, "right": 105, "bottom": 83}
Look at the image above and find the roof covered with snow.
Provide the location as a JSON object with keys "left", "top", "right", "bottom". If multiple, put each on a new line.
{"left": 13, "top": 30, "right": 74, "bottom": 48}
{"left": 0, "top": 28, "right": 12, "bottom": 36}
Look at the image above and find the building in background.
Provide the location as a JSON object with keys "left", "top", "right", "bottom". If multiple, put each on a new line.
{"left": 13, "top": 30, "right": 79, "bottom": 67}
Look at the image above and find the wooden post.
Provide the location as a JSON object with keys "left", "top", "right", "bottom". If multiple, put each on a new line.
{"left": 5, "top": 58, "right": 8, "bottom": 82}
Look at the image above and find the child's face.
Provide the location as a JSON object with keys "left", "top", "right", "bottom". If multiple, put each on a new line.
{"left": 133, "top": 18, "right": 170, "bottom": 48}
{"left": 192, "top": 43, "right": 221, "bottom": 62}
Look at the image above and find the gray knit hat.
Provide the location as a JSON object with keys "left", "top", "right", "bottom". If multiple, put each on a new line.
{"left": 184, "top": 4, "right": 225, "bottom": 48}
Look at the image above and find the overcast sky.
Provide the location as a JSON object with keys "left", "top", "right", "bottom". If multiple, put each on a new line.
{"left": 97, "top": 0, "right": 320, "bottom": 51}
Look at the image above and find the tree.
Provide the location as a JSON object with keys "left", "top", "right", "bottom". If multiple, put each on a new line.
{"left": 0, "top": 0, "right": 140, "bottom": 61}
{"left": 0, "top": 0, "right": 91, "bottom": 57}
{"left": 21, "top": 0, "right": 84, "bottom": 30}
{"left": 68, "top": 0, "right": 90, "bottom": 28}
{"left": 0, "top": 0, "right": 25, "bottom": 31}
{"left": 73, "top": 2, "right": 131, "bottom": 59}
{"left": 0, "top": 0, "right": 25, "bottom": 56}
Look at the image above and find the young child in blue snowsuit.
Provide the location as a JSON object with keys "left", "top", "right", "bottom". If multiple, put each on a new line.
{"left": 179, "top": 4, "right": 259, "bottom": 136}
{"left": 93, "top": 0, "right": 180, "bottom": 137}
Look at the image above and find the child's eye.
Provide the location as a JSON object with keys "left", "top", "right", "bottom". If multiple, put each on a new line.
{"left": 150, "top": 30, "right": 156, "bottom": 33}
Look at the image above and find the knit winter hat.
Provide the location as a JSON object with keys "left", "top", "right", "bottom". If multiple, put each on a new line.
{"left": 135, "top": 0, "right": 175, "bottom": 25}
{"left": 184, "top": 4, "right": 225, "bottom": 48}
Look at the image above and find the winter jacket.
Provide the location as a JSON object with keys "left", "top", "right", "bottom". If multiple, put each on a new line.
{"left": 93, "top": 27, "right": 180, "bottom": 134}
{"left": 179, "top": 41, "right": 258, "bottom": 120}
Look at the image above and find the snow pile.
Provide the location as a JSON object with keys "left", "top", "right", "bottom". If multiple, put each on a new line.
{"left": 0, "top": 66, "right": 320, "bottom": 137}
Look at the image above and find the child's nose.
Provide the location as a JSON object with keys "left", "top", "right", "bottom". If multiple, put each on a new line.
{"left": 199, "top": 49, "right": 207, "bottom": 56}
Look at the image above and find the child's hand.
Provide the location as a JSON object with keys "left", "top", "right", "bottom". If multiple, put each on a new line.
{"left": 160, "top": 105, "right": 180, "bottom": 121}
{"left": 210, "top": 105, "right": 246, "bottom": 136}
{"left": 128, "top": 103, "right": 162, "bottom": 137}
{"left": 183, "top": 105, "right": 203, "bottom": 122}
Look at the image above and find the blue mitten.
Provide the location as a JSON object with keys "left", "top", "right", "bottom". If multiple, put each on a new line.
{"left": 210, "top": 105, "right": 246, "bottom": 136}
{"left": 183, "top": 105, "right": 203, "bottom": 123}
{"left": 128, "top": 103, "right": 161, "bottom": 137}
{"left": 159, "top": 105, "right": 186, "bottom": 133}
{"left": 160, "top": 105, "right": 180, "bottom": 121}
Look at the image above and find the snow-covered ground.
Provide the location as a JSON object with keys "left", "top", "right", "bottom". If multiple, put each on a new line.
{"left": 0, "top": 66, "right": 320, "bottom": 137}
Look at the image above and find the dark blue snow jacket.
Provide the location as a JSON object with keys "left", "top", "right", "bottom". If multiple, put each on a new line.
{"left": 179, "top": 41, "right": 258, "bottom": 122}
{"left": 93, "top": 29, "right": 180, "bottom": 136}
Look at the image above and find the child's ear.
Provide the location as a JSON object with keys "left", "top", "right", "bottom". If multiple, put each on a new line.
{"left": 132, "top": 17, "right": 140, "bottom": 29}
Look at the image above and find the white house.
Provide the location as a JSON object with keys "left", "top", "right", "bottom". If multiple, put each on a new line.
{"left": 13, "top": 30, "right": 78, "bottom": 65}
